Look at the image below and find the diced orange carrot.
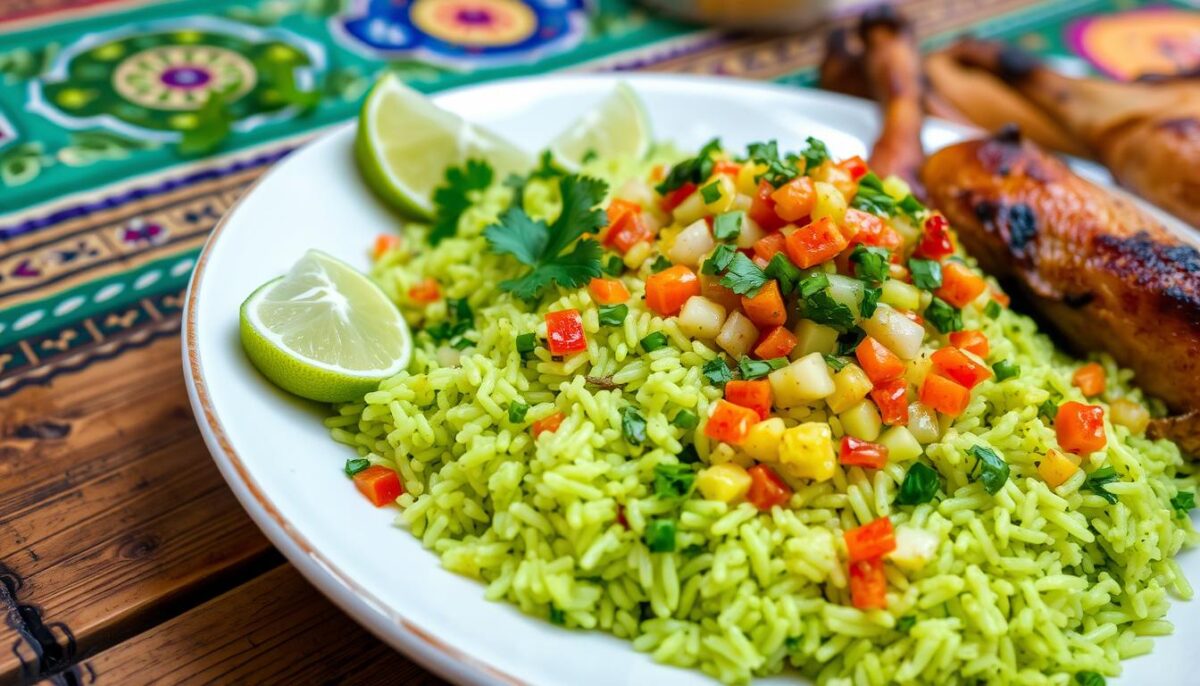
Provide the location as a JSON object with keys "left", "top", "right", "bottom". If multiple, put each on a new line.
{"left": 753, "top": 233, "right": 788, "bottom": 262}
{"left": 700, "top": 274, "right": 742, "bottom": 311}
{"left": 747, "top": 464, "right": 792, "bottom": 510}
{"left": 532, "top": 411, "right": 565, "bottom": 438}
{"left": 848, "top": 558, "right": 888, "bottom": 610}
{"left": 843, "top": 208, "right": 902, "bottom": 249}
{"left": 770, "top": 176, "right": 816, "bottom": 222}
{"left": 588, "top": 278, "right": 630, "bottom": 305}
{"left": 353, "top": 466, "right": 403, "bottom": 507}
{"left": 991, "top": 288, "right": 1011, "bottom": 307}
{"left": 870, "top": 378, "right": 910, "bottom": 425}
{"left": 785, "top": 217, "right": 849, "bottom": 269}
{"left": 373, "top": 234, "right": 401, "bottom": 259}
{"left": 704, "top": 399, "right": 761, "bottom": 445}
{"left": 930, "top": 346, "right": 992, "bottom": 390}
{"left": 748, "top": 180, "right": 786, "bottom": 231}
{"left": 1056, "top": 402, "right": 1107, "bottom": 454}
{"left": 604, "top": 200, "right": 652, "bottom": 253}
{"left": 407, "top": 278, "right": 440, "bottom": 303}
{"left": 855, "top": 336, "right": 905, "bottom": 384}
{"left": 845, "top": 517, "right": 896, "bottom": 562}
{"left": 725, "top": 380, "right": 772, "bottom": 420}
{"left": 714, "top": 160, "right": 742, "bottom": 177}
{"left": 1072, "top": 362, "right": 1106, "bottom": 398}
{"left": 645, "top": 265, "right": 701, "bottom": 316}
{"left": 949, "top": 330, "right": 989, "bottom": 358}
{"left": 754, "top": 325, "right": 797, "bottom": 360}
{"left": 919, "top": 373, "right": 971, "bottom": 417}
{"left": 935, "top": 262, "right": 988, "bottom": 308}
{"left": 740, "top": 280, "right": 787, "bottom": 327}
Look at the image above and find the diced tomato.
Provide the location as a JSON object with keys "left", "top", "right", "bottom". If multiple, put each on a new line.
{"left": 785, "top": 217, "right": 849, "bottom": 269}
{"left": 725, "top": 380, "right": 772, "bottom": 420}
{"left": 704, "top": 399, "right": 760, "bottom": 445}
{"left": 545, "top": 309, "right": 587, "bottom": 355}
{"left": 840, "top": 436, "right": 889, "bottom": 469}
{"left": 855, "top": 336, "right": 905, "bottom": 385}
{"left": 604, "top": 200, "right": 652, "bottom": 253}
{"left": 740, "top": 280, "right": 787, "bottom": 327}
{"left": 645, "top": 265, "right": 701, "bottom": 316}
{"left": 1056, "top": 402, "right": 1107, "bottom": 454}
{"left": 660, "top": 182, "right": 697, "bottom": 212}
{"left": 848, "top": 558, "right": 888, "bottom": 610}
{"left": 839, "top": 155, "right": 869, "bottom": 181}
{"left": 589, "top": 278, "right": 630, "bottom": 305}
{"left": 949, "top": 330, "right": 989, "bottom": 358}
{"left": 748, "top": 180, "right": 787, "bottom": 231}
{"left": 843, "top": 208, "right": 903, "bottom": 249}
{"left": 754, "top": 325, "right": 797, "bottom": 360}
{"left": 373, "top": 234, "right": 401, "bottom": 259}
{"left": 747, "top": 464, "right": 792, "bottom": 510}
{"left": 407, "top": 278, "right": 440, "bottom": 304}
{"left": 770, "top": 176, "right": 816, "bottom": 223}
{"left": 920, "top": 373, "right": 971, "bottom": 417}
{"left": 753, "top": 233, "right": 788, "bottom": 262}
{"left": 930, "top": 346, "right": 992, "bottom": 390}
{"left": 353, "top": 466, "right": 403, "bottom": 507}
{"left": 845, "top": 517, "right": 896, "bottom": 562}
{"left": 1072, "top": 362, "right": 1106, "bottom": 398}
{"left": 914, "top": 214, "right": 955, "bottom": 260}
{"left": 936, "top": 262, "right": 988, "bottom": 308}
{"left": 532, "top": 411, "right": 565, "bottom": 437}
{"left": 714, "top": 160, "right": 742, "bottom": 177}
{"left": 870, "top": 378, "right": 910, "bottom": 425}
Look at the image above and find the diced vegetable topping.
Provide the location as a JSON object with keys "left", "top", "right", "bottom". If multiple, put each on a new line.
{"left": 746, "top": 464, "right": 792, "bottom": 510}
{"left": 408, "top": 277, "right": 441, "bottom": 303}
{"left": 532, "top": 411, "right": 565, "bottom": 437}
{"left": 704, "top": 399, "right": 760, "bottom": 444}
{"left": 353, "top": 465, "right": 403, "bottom": 507}
{"left": 845, "top": 517, "right": 897, "bottom": 562}
{"left": 1072, "top": 362, "right": 1106, "bottom": 397}
{"left": 948, "top": 330, "right": 989, "bottom": 358}
{"left": 1056, "top": 402, "right": 1107, "bottom": 454}
{"left": 646, "top": 265, "right": 701, "bottom": 316}
{"left": 725, "top": 379, "right": 772, "bottom": 420}
{"left": 785, "top": 217, "right": 848, "bottom": 268}
{"left": 870, "top": 378, "right": 910, "bottom": 426}
{"left": 589, "top": 277, "right": 630, "bottom": 305}
{"left": 545, "top": 309, "right": 587, "bottom": 355}
{"left": 839, "top": 436, "right": 888, "bottom": 469}
{"left": 919, "top": 374, "right": 971, "bottom": 418}
{"left": 848, "top": 558, "right": 888, "bottom": 610}
{"left": 1037, "top": 449, "right": 1080, "bottom": 489}
{"left": 930, "top": 346, "right": 992, "bottom": 389}
{"left": 740, "top": 280, "right": 787, "bottom": 327}
{"left": 373, "top": 234, "right": 401, "bottom": 259}
{"left": 855, "top": 336, "right": 905, "bottom": 384}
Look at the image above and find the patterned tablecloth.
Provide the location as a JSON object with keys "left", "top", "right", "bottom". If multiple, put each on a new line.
{"left": 0, "top": 1, "right": 1197, "bottom": 684}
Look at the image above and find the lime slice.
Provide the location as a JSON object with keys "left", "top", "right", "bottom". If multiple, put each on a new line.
{"left": 355, "top": 74, "right": 530, "bottom": 220}
{"left": 549, "top": 82, "right": 651, "bottom": 171}
{"left": 240, "top": 250, "right": 412, "bottom": 402}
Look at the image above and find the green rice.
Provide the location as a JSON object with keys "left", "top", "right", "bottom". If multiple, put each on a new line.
{"left": 330, "top": 159, "right": 1198, "bottom": 685}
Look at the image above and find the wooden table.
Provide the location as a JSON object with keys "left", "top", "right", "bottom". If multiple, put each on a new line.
{"left": 0, "top": 0, "right": 1071, "bottom": 682}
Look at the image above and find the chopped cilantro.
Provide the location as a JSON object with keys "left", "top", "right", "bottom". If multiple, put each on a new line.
{"left": 896, "top": 463, "right": 940, "bottom": 505}
{"left": 644, "top": 518, "right": 677, "bottom": 552}
{"left": 925, "top": 297, "right": 963, "bottom": 333}
{"left": 653, "top": 463, "right": 696, "bottom": 500}
{"left": 738, "top": 356, "right": 788, "bottom": 380}
{"left": 549, "top": 605, "right": 566, "bottom": 625}
{"left": 603, "top": 254, "right": 624, "bottom": 276}
{"left": 896, "top": 615, "right": 917, "bottom": 632}
{"left": 968, "top": 445, "right": 1010, "bottom": 495}
{"left": 703, "top": 357, "right": 733, "bottom": 386}
{"left": 431, "top": 159, "right": 493, "bottom": 244}
{"left": 344, "top": 458, "right": 370, "bottom": 477}
{"left": 860, "top": 287, "right": 882, "bottom": 318}
{"left": 850, "top": 245, "right": 890, "bottom": 284}
{"left": 799, "top": 272, "right": 830, "bottom": 298}
{"left": 701, "top": 243, "right": 737, "bottom": 275}
{"left": 764, "top": 253, "right": 802, "bottom": 295}
{"left": 640, "top": 331, "right": 669, "bottom": 352}
{"left": 1084, "top": 466, "right": 1120, "bottom": 504}
{"left": 651, "top": 255, "right": 673, "bottom": 272}
{"left": 746, "top": 140, "right": 798, "bottom": 188}
{"left": 799, "top": 287, "right": 856, "bottom": 332}
{"left": 672, "top": 410, "right": 699, "bottom": 429}
{"left": 700, "top": 180, "right": 722, "bottom": 204}
{"left": 823, "top": 354, "right": 848, "bottom": 371}
{"left": 713, "top": 211, "right": 743, "bottom": 241}
{"left": 656, "top": 138, "right": 721, "bottom": 194}
{"left": 1039, "top": 399, "right": 1058, "bottom": 422}
{"left": 718, "top": 252, "right": 769, "bottom": 296}
{"left": 897, "top": 194, "right": 926, "bottom": 221}
{"left": 984, "top": 300, "right": 1003, "bottom": 319}
{"left": 515, "top": 332, "right": 537, "bottom": 357}
{"left": 909, "top": 258, "right": 943, "bottom": 290}
{"left": 798, "top": 136, "right": 831, "bottom": 173}
{"left": 485, "top": 174, "right": 606, "bottom": 302}
{"left": 1074, "top": 672, "right": 1105, "bottom": 686}
{"left": 508, "top": 402, "right": 529, "bottom": 423}
{"left": 993, "top": 360, "right": 1020, "bottom": 381}
{"left": 531, "top": 150, "right": 565, "bottom": 179}
{"left": 836, "top": 327, "right": 867, "bottom": 356}
{"left": 849, "top": 173, "right": 895, "bottom": 216}
{"left": 678, "top": 444, "right": 700, "bottom": 464}
{"left": 425, "top": 297, "right": 473, "bottom": 342}
{"left": 598, "top": 304, "right": 628, "bottom": 326}
{"left": 621, "top": 406, "right": 648, "bottom": 445}
{"left": 1171, "top": 491, "right": 1195, "bottom": 517}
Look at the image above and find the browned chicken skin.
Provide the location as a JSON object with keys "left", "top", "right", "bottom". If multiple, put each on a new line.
{"left": 947, "top": 39, "right": 1200, "bottom": 229}
{"left": 858, "top": 7, "right": 926, "bottom": 199}
{"left": 922, "top": 132, "right": 1200, "bottom": 426}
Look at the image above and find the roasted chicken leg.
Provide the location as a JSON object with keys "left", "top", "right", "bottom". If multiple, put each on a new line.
{"left": 857, "top": 7, "right": 926, "bottom": 199}
{"left": 921, "top": 131, "right": 1200, "bottom": 435}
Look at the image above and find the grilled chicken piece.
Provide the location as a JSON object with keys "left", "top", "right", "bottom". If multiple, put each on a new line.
{"left": 858, "top": 7, "right": 926, "bottom": 199}
{"left": 818, "top": 27, "right": 870, "bottom": 99}
{"left": 921, "top": 131, "right": 1200, "bottom": 442}
{"left": 947, "top": 38, "right": 1200, "bottom": 228}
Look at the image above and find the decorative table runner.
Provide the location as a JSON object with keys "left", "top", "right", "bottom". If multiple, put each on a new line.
{"left": 1, "top": 1, "right": 1195, "bottom": 683}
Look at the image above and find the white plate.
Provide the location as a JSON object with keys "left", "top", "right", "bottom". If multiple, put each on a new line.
{"left": 183, "top": 74, "right": 1198, "bottom": 686}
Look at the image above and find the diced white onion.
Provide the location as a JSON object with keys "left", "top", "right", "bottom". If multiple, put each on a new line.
{"left": 715, "top": 311, "right": 759, "bottom": 358}
{"left": 770, "top": 352, "right": 835, "bottom": 407}
{"left": 861, "top": 304, "right": 925, "bottom": 359}
{"left": 668, "top": 219, "right": 715, "bottom": 268}
{"left": 677, "top": 296, "right": 727, "bottom": 340}
{"left": 906, "top": 401, "right": 941, "bottom": 444}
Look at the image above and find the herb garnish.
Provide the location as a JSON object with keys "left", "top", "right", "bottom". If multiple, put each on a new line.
{"left": 598, "top": 304, "right": 629, "bottom": 326}
{"left": 718, "top": 253, "right": 769, "bottom": 296}
{"left": 508, "top": 402, "right": 529, "bottom": 423}
{"left": 656, "top": 138, "right": 721, "bottom": 194}
{"left": 738, "top": 356, "right": 788, "bottom": 380}
{"left": 644, "top": 518, "right": 677, "bottom": 552}
{"left": 908, "top": 258, "right": 942, "bottom": 290}
{"left": 1171, "top": 491, "right": 1195, "bottom": 518}
{"left": 621, "top": 406, "right": 648, "bottom": 445}
{"left": 968, "top": 445, "right": 1010, "bottom": 495}
{"left": 713, "top": 211, "right": 743, "bottom": 241}
{"left": 1083, "top": 466, "right": 1120, "bottom": 504}
{"left": 798, "top": 136, "right": 830, "bottom": 172}
{"left": 896, "top": 462, "right": 940, "bottom": 505}
{"left": 925, "top": 297, "right": 963, "bottom": 333}
{"left": 653, "top": 463, "right": 696, "bottom": 500}
{"left": 850, "top": 245, "right": 890, "bottom": 284}
{"left": 344, "top": 458, "right": 370, "bottom": 477}
{"left": 703, "top": 357, "right": 733, "bottom": 386}
{"left": 640, "top": 331, "right": 669, "bottom": 352}
{"left": 746, "top": 140, "right": 799, "bottom": 188}
{"left": 431, "top": 159, "right": 493, "bottom": 244}
{"left": 764, "top": 253, "right": 802, "bottom": 295}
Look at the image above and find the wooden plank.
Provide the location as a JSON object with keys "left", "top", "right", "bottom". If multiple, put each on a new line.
{"left": 0, "top": 335, "right": 274, "bottom": 683}
{"left": 86, "top": 564, "right": 442, "bottom": 685}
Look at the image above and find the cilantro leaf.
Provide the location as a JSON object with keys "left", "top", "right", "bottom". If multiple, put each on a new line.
{"left": 653, "top": 463, "right": 696, "bottom": 500}
{"left": 1083, "top": 466, "right": 1120, "bottom": 504}
{"left": 701, "top": 244, "right": 737, "bottom": 275}
{"left": 908, "top": 258, "right": 942, "bottom": 290}
{"left": 622, "top": 406, "right": 648, "bottom": 446}
{"left": 850, "top": 245, "right": 890, "bottom": 284}
{"left": 799, "top": 287, "right": 856, "bottom": 332}
{"left": 746, "top": 140, "right": 798, "bottom": 188}
{"left": 703, "top": 358, "right": 733, "bottom": 386}
{"left": 656, "top": 138, "right": 721, "bottom": 194}
{"left": 925, "top": 297, "right": 963, "bottom": 333}
{"left": 546, "top": 175, "right": 608, "bottom": 256}
{"left": 499, "top": 239, "right": 603, "bottom": 302}
{"left": 431, "top": 159, "right": 493, "bottom": 245}
{"left": 718, "top": 252, "right": 768, "bottom": 296}
{"left": 823, "top": 354, "right": 848, "bottom": 371}
{"left": 713, "top": 211, "right": 743, "bottom": 241}
{"left": 485, "top": 205, "right": 548, "bottom": 265}
{"left": 1171, "top": 491, "right": 1195, "bottom": 517}
{"left": 764, "top": 253, "right": 802, "bottom": 295}
{"left": 968, "top": 445, "right": 1010, "bottom": 495}
{"left": 850, "top": 172, "right": 895, "bottom": 216}
{"left": 738, "top": 356, "right": 788, "bottom": 380}
{"left": 860, "top": 286, "right": 882, "bottom": 318}
{"left": 799, "top": 136, "right": 831, "bottom": 172}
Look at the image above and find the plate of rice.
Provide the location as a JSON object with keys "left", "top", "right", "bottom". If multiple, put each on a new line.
{"left": 183, "top": 74, "right": 1199, "bottom": 686}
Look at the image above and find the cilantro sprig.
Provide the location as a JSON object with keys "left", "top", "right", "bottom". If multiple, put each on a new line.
{"left": 656, "top": 138, "right": 721, "bottom": 194}
{"left": 485, "top": 174, "right": 606, "bottom": 302}
{"left": 431, "top": 159, "right": 493, "bottom": 244}
{"left": 745, "top": 140, "right": 798, "bottom": 188}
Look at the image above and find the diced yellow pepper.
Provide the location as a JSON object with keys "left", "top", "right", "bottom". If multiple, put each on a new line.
{"left": 1038, "top": 449, "right": 1081, "bottom": 489}
{"left": 741, "top": 417, "right": 785, "bottom": 463}
{"left": 811, "top": 181, "right": 847, "bottom": 226}
{"left": 1110, "top": 398, "right": 1150, "bottom": 434}
{"left": 778, "top": 422, "right": 836, "bottom": 481}
{"left": 827, "top": 363, "right": 873, "bottom": 414}
{"left": 696, "top": 463, "right": 752, "bottom": 503}
{"left": 882, "top": 175, "right": 911, "bottom": 200}
{"left": 702, "top": 175, "right": 736, "bottom": 214}
{"left": 736, "top": 162, "right": 767, "bottom": 196}
{"left": 840, "top": 399, "right": 882, "bottom": 441}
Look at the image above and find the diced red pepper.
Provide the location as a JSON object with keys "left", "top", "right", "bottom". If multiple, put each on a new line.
{"left": 770, "top": 176, "right": 816, "bottom": 223}
{"left": 936, "top": 262, "right": 988, "bottom": 308}
{"left": 919, "top": 373, "right": 971, "bottom": 417}
{"left": 785, "top": 216, "right": 849, "bottom": 269}
{"left": 747, "top": 464, "right": 792, "bottom": 510}
{"left": 754, "top": 325, "right": 797, "bottom": 360}
{"left": 748, "top": 180, "right": 787, "bottom": 231}
{"left": 839, "top": 436, "right": 889, "bottom": 469}
{"left": 855, "top": 336, "right": 905, "bottom": 385}
{"left": 845, "top": 517, "right": 896, "bottom": 562}
{"left": 588, "top": 278, "right": 630, "bottom": 305}
{"left": 373, "top": 234, "right": 401, "bottom": 259}
{"left": 930, "top": 346, "right": 992, "bottom": 390}
{"left": 714, "top": 160, "right": 742, "bottom": 177}
{"left": 740, "top": 280, "right": 787, "bottom": 327}
{"left": 532, "top": 411, "right": 565, "bottom": 437}
{"left": 753, "top": 233, "right": 788, "bottom": 262}
{"left": 839, "top": 155, "right": 869, "bottom": 181}
{"left": 914, "top": 214, "right": 955, "bottom": 260}
{"left": 949, "top": 330, "right": 989, "bottom": 358}
{"left": 353, "top": 466, "right": 403, "bottom": 507}
{"left": 843, "top": 208, "right": 902, "bottom": 249}
{"left": 407, "top": 278, "right": 440, "bottom": 304}
{"left": 1072, "top": 363, "right": 1106, "bottom": 398}
{"left": 645, "top": 265, "right": 701, "bottom": 316}
{"left": 870, "top": 378, "right": 910, "bottom": 426}
{"left": 849, "top": 558, "right": 888, "bottom": 610}
{"left": 545, "top": 309, "right": 587, "bottom": 355}
{"left": 704, "top": 399, "right": 760, "bottom": 444}
{"left": 991, "top": 288, "right": 1011, "bottom": 308}
{"left": 604, "top": 200, "right": 652, "bottom": 253}
{"left": 660, "top": 182, "right": 697, "bottom": 212}
{"left": 724, "top": 380, "right": 772, "bottom": 420}
{"left": 1056, "top": 402, "right": 1107, "bottom": 454}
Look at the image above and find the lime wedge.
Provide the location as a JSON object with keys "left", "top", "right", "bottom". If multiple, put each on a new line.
{"left": 549, "top": 82, "right": 651, "bottom": 171}
{"left": 240, "top": 250, "right": 411, "bottom": 402}
{"left": 355, "top": 74, "right": 530, "bottom": 220}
